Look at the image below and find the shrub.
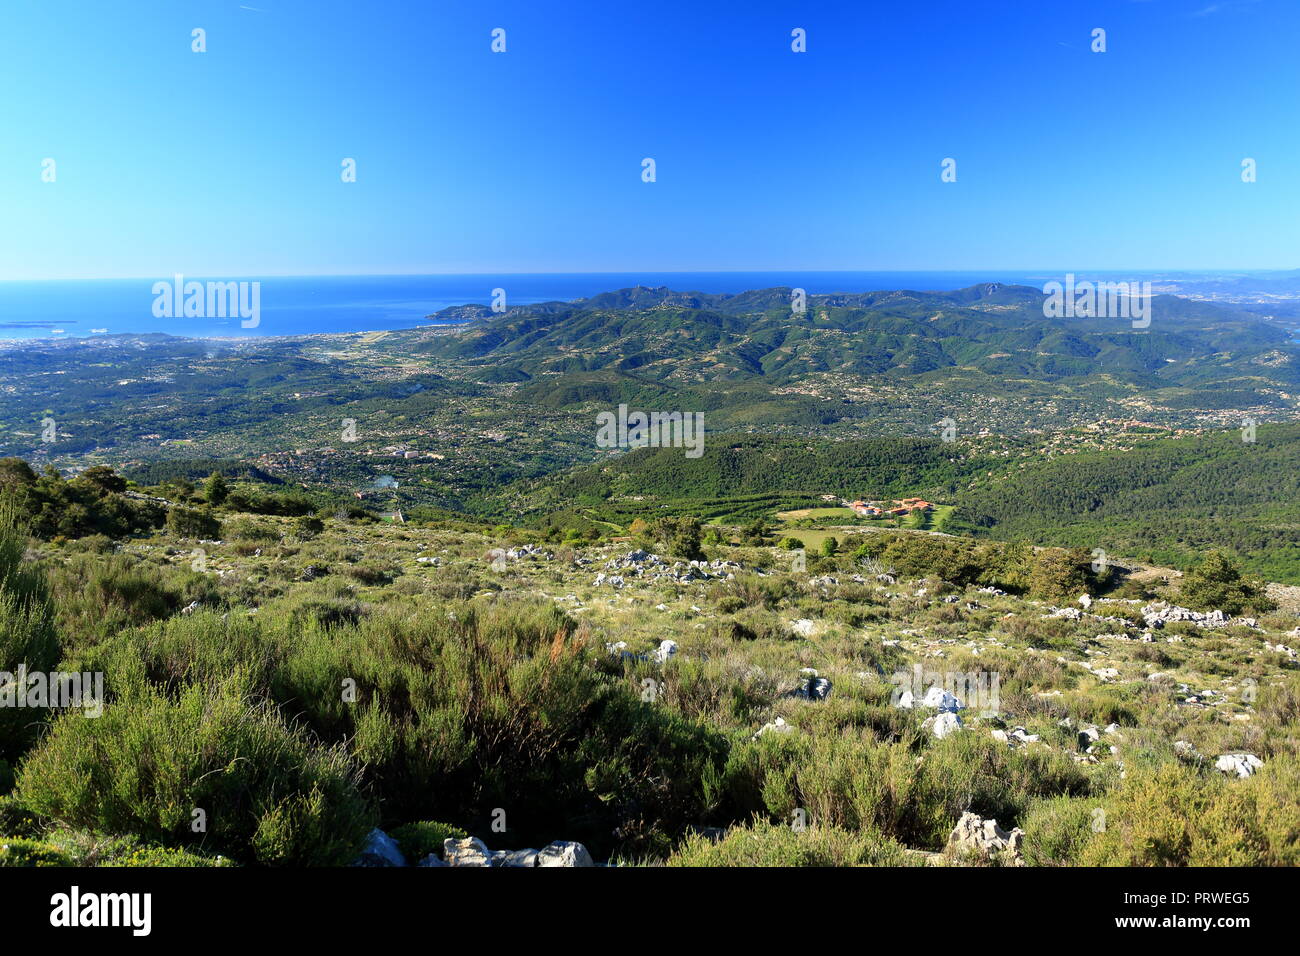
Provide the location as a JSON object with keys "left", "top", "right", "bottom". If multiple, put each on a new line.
{"left": 665, "top": 820, "right": 912, "bottom": 867}
{"left": 107, "top": 844, "right": 235, "bottom": 867}
{"left": 0, "top": 795, "right": 46, "bottom": 838}
{"left": 1179, "top": 551, "right": 1272, "bottom": 615}
{"left": 390, "top": 821, "right": 468, "bottom": 861}
{"left": 0, "top": 509, "right": 60, "bottom": 765}
{"left": 166, "top": 507, "right": 222, "bottom": 540}
{"left": 1029, "top": 547, "right": 1094, "bottom": 601}
{"left": 655, "top": 516, "right": 705, "bottom": 561}
{"left": 294, "top": 515, "right": 325, "bottom": 539}
{"left": 0, "top": 837, "right": 72, "bottom": 867}
{"left": 15, "top": 673, "right": 374, "bottom": 866}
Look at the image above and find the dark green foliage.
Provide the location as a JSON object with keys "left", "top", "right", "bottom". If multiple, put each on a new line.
{"left": 204, "top": 471, "right": 230, "bottom": 506}
{"left": 1178, "top": 550, "right": 1272, "bottom": 615}
{"left": 1029, "top": 547, "right": 1096, "bottom": 601}
{"left": 952, "top": 424, "right": 1300, "bottom": 583}
{"left": 166, "top": 506, "right": 222, "bottom": 540}
{"left": 0, "top": 459, "right": 163, "bottom": 540}
{"left": 655, "top": 516, "right": 705, "bottom": 561}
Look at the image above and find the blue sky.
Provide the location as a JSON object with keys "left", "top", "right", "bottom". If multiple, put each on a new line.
{"left": 1, "top": 0, "right": 1296, "bottom": 279}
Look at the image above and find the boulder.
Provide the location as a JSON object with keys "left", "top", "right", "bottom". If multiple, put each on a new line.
{"left": 536, "top": 840, "right": 594, "bottom": 867}
{"left": 754, "top": 716, "right": 793, "bottom": 739}
{"left": 654, "top": 639, "right": 678, "bottom": 664}
{"left": 353, "top": 828, "right": 406, "bottom": 867}
{"left": 793, "top": 674, "right": 832, "bottom": 701}
{"left": 947, "top": 812, "right": 1024, "bottom": 865}
{"left": 922, "top": 711, "right": 962, "bottom": 738}
{"left": 1215, "top": 753, "right": 1264, "bottom": 779}
{"left": 491, "top": 848, "right": 539, "bottom": 867}
{"left": 921, "top": 686, "right": 963, "bottom": 712}
{"left": 417, "top": 853, "right": 448, "bottom": 867}
{"left": 443, "top": 836, "right": 493, "bottom": 867}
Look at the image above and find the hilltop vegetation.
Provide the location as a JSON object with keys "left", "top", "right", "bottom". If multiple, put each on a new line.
{"left": 949, "top": 423, "right": 1300, "bottom": 581}
{"left": 0, "top": 465, "right": 1295, "bottom": 867}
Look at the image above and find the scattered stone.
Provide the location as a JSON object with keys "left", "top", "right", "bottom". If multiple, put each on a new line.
{"left": 536, "top": 841, "right": 594, "bottom": 867}
{"left": 921, "top": 686, "right": 963, "bottom": 712}
{"left": 755, "top": 716, "right": 793, "bottom": 739}
{"left": 923, "top": 711, "right": 962, "bottom": 738}
{"left": 1215, "top": 753, "right": 1264, "bottom": 779}
{"left": 443, "top": 836, "right": 493, "bottom": 867}
{"left": 491, "top": 848, "right": 540, "bottom": 867}
{"left": 793, "top": 674, "right": 832, "bottom": 701}
{"left": 947, "top": 812, "right": 1024, "bottom": 865}
{"left": 354, "top": 828, "right": 406, "bottom": 867}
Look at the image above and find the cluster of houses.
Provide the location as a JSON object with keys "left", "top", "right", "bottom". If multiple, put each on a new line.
{"left": 847, "top": 497, "right": 933, "bottom": 518}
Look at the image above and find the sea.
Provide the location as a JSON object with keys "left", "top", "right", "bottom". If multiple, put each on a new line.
{"left": 0, "top": 272, "right": 1062, "bottom": 342}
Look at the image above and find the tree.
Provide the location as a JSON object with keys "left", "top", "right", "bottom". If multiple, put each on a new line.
{"left": 167, "top": 506, "right": 222, "bottom": 540}
{"left": 820, "top": 536, "right": 839, "bottom": 557}
{"left": 294, "top": 515, "right": 325, "bottom": 539}
{"left": 205, "top": 472, "right": 230, "bottom": 506}
{"left": 1179, "top": 550, "right": 1271, "bottom": 615}
{"left": 76, "top": 466, "right": 127, "bottom": 495}
{"left": 654, "top": 516, "right": 705, "bottom": 561}
{"left": 1029, "top": 547, "right": 1093, "bottom": 601}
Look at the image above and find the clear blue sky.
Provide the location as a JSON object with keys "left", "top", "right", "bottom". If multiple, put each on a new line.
{"left": 1, "top": 0, "right": 1296, "bottom": 279}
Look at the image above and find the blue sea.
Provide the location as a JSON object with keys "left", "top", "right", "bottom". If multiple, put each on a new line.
{"left": 0, "top": 271, "right": 1065, "bottom": 342}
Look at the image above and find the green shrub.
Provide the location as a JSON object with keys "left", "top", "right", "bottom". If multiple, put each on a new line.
{"left": 166, "top": 506, "right": 222, "bottom": 540}
{"left": 1179, "top": 551, "right": 1272, "bottom": 615}
{"left": 0, "top": 837, "right": 72, "bottom": 867}
{"left": 105, "top": 844, "right": 235, "bottom": 867}
{"left": 0, "top": 509, "right": 60, "bottom": 765}
{"left": 0, "top": 795, "right": 45, "bottom": 838}
{"left": 390, "top": 821, "right": 468, "bottom": 861}
{"left": 15, "top": 673, "right": 374, "bottom": 866}
{"left": 666, "top": 820, "right": 911, "bottom": 867}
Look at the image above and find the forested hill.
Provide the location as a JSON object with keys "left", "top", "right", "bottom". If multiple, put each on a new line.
{"left": 411, "top": 284, "right": 1298, "bottom": 396}
{"left": 511, "top": 434, "right": 991, "bottom": 512}
{"left": 949, "top": 423, "right": 1300, "bottom": 581}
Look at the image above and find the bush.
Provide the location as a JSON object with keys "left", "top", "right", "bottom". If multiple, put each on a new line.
{"left": 15, "top": 673, "right": 374, "bottom": 866}
{"left": 654, "top": 516, "right": 705, "bottom": 561}
{"left": 1025, "top": 758, "right": 1300, "bottom": 866}
{"left": 107, "top": 844, "right": 235, "bottom": 867}
{"left": 1179, "top": 551, "right": 1272, "bottom": 615}
{"left": 666, "top": 820, "right": 911, "bottom": 867}
{"left": 166, "top": 507, "right": 222, "bottom": 540}
{"left": 0, "top": 795, "right": 46, "bottom": 838}
{"left": 1029, "top": 547, "right": 1094, "bottom": 601}
{"left": 294, "top": 515, "right": 325, "bottom": 539}
{"left": 0, "top": 509, "right": 60, "bottom": 765}
{"left": 390, "top": 820, "right": 468, "bottom": 861}
{"left": 0, "top": 837, "right": 72, "bottom": 867}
